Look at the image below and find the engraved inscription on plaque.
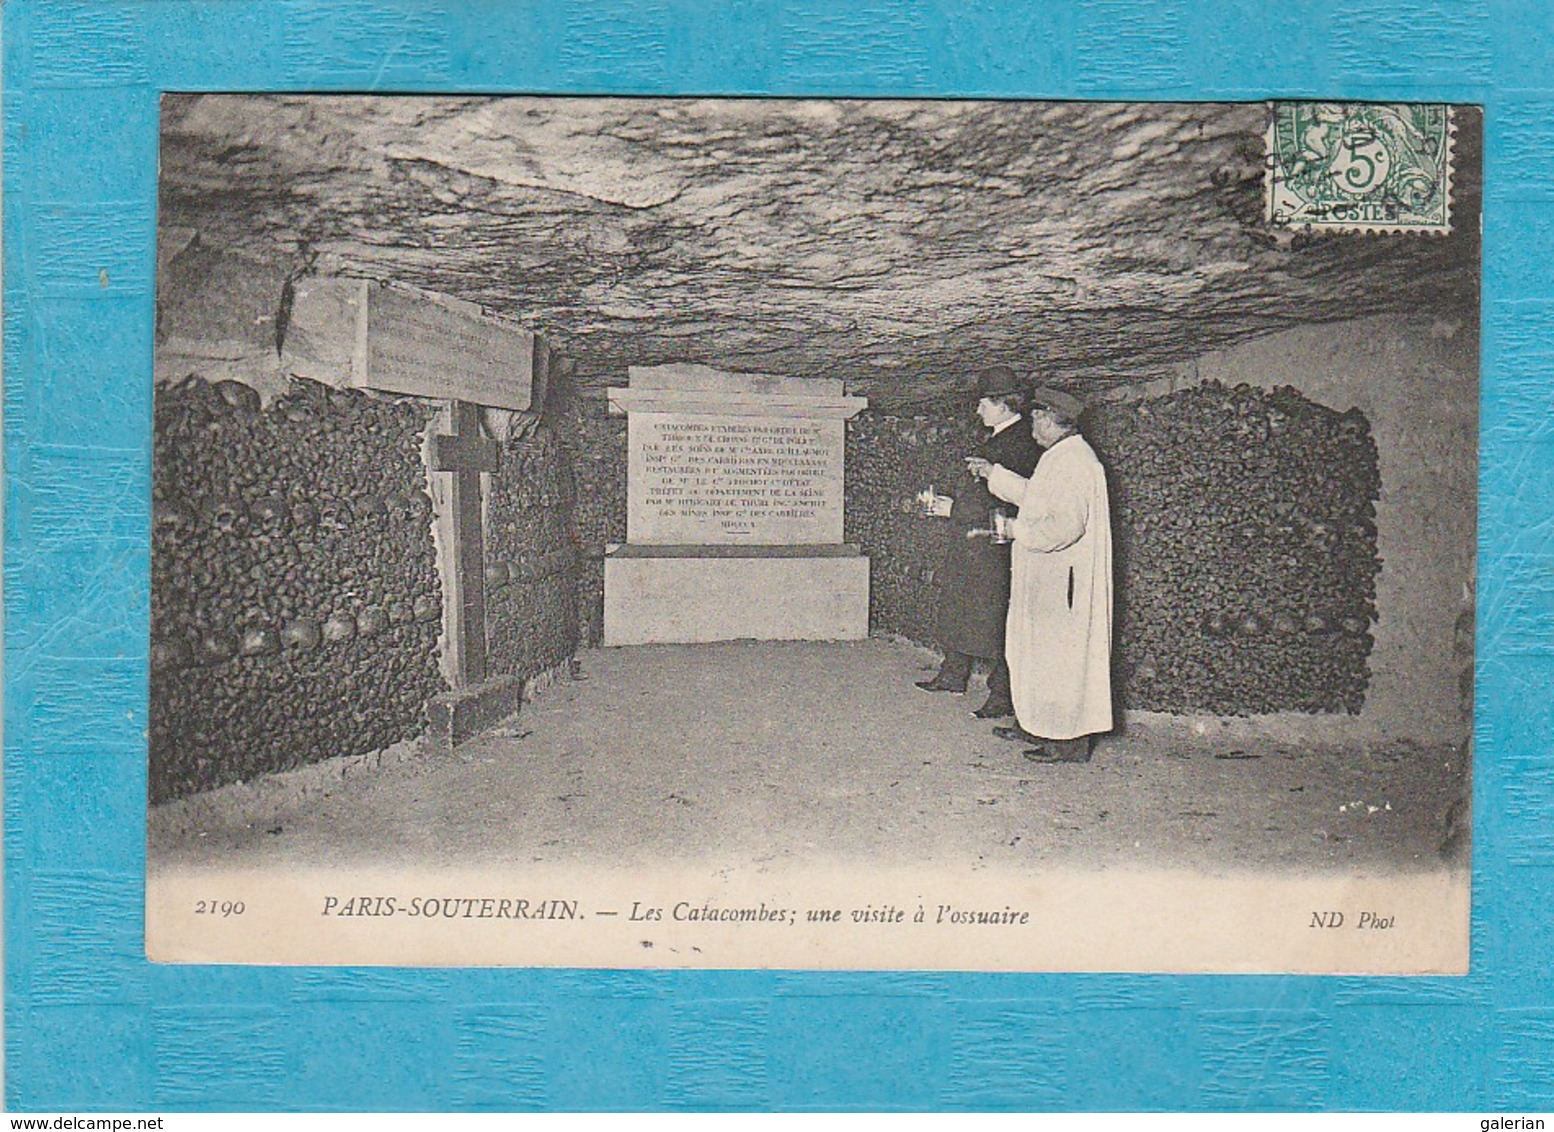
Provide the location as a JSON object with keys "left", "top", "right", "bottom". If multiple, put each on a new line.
{"left": 367, "top": 283, "right": 539, "bottom": 410}
{"left": 628, "top": 413, "right": 845, "bottom": 545}
{"left": 278, "top": 276, "right": 543, "bottom": 410}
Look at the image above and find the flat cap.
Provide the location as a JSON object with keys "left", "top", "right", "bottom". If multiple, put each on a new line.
{"left": 1028, "top": 385, "right": 1086, "bottom": 420}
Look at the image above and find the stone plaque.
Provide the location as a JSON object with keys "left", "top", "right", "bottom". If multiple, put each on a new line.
{"left": 604, "top": 364, "right": 869, "bottom": 645}
{"left": 628, "top": 413, "right": 844, "bottom": 545}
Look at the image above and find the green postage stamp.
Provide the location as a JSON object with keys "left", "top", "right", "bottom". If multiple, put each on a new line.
{"left": 1266, "top": 102, "right": 1454, "bottom": 233}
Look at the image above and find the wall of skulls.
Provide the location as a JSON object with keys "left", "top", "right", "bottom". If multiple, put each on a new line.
{"left": 151, "top": 377, "right": 591, "bottom": 802}
{"left": 150, "top": 377, "right": 448, "bottom": 802}
{"left": 846, "top": 386, "right": 1383, "bottom": 718}
{"left": 484, "top": 425, "right": 583, "bottom": 679}
{"left": 1177, "top": 313, "right": 1478, "bottom": 738}
{"left": 569, "top": 411, "right": 629, "bottom": 646}
{"left": 1088, "top": 384, "right": 1380, "bottom": 716}
{"left": 150, "top": 313, "right": 1468, "bottom": 799}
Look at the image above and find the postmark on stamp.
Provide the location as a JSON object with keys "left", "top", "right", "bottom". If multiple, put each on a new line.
{"left": 1266, "top": 102, "right": 1454, "bottom": 234}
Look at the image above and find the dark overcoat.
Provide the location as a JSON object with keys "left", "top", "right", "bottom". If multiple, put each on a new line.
{"left": 934, "top": 420, "right": 1044, "bottom": 659}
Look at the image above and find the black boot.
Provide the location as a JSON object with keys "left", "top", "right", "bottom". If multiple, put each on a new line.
{"left": 971, "top": 696, "right": 1014, "bottom": 719}
{"left": 1022, "top": 736, "right": 1093, "bottom": 764}
{"left": 973, "top": 658, "right": 1014, "bottom": 716}
{"left": 916, "top": 651, "right": 971, "bottom": 693}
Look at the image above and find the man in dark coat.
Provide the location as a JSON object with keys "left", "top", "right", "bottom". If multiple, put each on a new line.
{"left": 915, "top": 365, "right": 1044, "bottom": 718}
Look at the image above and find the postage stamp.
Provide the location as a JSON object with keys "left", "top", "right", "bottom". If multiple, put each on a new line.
{"left": 1266, "top": 102, "right": 1454, "bottom": 233}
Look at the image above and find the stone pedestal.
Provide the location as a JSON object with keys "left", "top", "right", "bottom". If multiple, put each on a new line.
{"left": 604, "top": 544, "right": 869, "bottom": 645}
{"left": 603, "top": 364, "right": 869, "bottom": 646}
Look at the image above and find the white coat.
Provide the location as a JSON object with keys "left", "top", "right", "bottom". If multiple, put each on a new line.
{"left": 987, "top": 433, "right": 1114, "bottom": 740}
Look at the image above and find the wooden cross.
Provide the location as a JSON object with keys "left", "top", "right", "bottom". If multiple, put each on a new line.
{"left": 280, "top": 275, "right": 553, "bottom": 699}
{"left": 431, "top": 399, "right": 502, "bottom": 687}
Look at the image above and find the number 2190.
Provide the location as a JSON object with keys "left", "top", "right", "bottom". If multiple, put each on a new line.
{"left": 195, "top": 899, "right": 245, "bottom": 917}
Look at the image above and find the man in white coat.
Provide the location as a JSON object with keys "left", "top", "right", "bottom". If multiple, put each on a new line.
{"left": 967, "top": 386, "right": 1113, "bottom": 764}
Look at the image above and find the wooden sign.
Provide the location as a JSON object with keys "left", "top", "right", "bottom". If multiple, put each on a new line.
{"left": 282, "top": 275, "right": 545, "bottom": 411}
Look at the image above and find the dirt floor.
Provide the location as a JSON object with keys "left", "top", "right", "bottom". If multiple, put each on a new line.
{"left": 149, "top": 638, "right": 1470, "bottom": 877}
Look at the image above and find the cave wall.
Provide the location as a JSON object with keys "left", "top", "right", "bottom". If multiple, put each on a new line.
{"left": 153, "top": 233, "right": 1472, "bottom": 777}
{"left": 200, "top": 309, "right": 1461, "bottom": 746}
{"left": 1159, "top": 312, "right": 1479, "bottom": 740}
{"left": 160, "top": 98, "right": 1482, "bottom": 404}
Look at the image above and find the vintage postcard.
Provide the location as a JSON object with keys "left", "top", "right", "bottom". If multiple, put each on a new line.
{"left": 145, "top": 95, "right": 1478, "bottom": 972}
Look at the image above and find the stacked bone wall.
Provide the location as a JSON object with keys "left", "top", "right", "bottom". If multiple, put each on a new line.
{"left": 149, "top": 377, "right": 447, "bottom": 803}
{"left": 844, "top": 410, "right": 988, "bottom": 646}
{"left": 567, "top": 375, "right": 1400, "bottom": 725}
{"left": 570, "top": 408, "right": 629, "bottom": 646}
{"left": 1173, "top": 312, "right": 1479, "bottom": 738}
{"left": 485, "top": 425, "right": 582, "bottom": 678}
{"left": 845, "top": 390, "right": 1383, "bottom": 717}
{"left": 1087, "top": 383, "right": 1381, "bottom": 716}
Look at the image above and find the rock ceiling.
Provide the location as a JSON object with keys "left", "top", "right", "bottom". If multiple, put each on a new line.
{"left": 159, "top": 95, "right": 1480, "bottom": 407}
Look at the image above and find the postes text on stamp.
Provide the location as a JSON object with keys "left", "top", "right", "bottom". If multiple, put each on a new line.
{"left": 1266, "top": 102, "right": 1454, "bottom": 234}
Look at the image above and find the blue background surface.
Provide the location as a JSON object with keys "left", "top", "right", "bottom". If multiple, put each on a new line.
{"left": 4, "top": 0, "right": 1551, "bottom": 1112}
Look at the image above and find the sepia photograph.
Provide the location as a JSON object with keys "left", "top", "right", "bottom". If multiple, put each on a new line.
{"left": 145, "top": 95, "right": 1478, "bottom": 972}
